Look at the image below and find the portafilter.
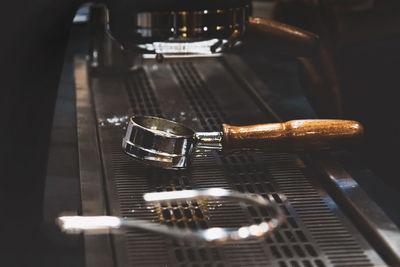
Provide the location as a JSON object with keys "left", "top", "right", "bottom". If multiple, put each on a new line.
{"left": 122, "top": 115, "right": 363, "bottom": 169}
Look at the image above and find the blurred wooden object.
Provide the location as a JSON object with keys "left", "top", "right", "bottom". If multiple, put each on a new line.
{"left": 270, "top": 0, "right": 343, "bottom": 118}
{"left": 249, "top": 0, "right": 345, "bottom": 118}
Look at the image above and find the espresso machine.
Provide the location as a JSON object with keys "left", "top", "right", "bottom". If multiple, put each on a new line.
{"left": 54, "top": 0, "right": 400, "bottom": 266}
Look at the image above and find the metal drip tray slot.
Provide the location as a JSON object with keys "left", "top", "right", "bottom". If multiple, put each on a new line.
{"left": 75, "top": 55, "right": 390, "bottom": 267}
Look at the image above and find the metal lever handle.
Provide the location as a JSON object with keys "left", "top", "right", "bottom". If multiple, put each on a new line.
{"left": 222, "top": 119, "right": 363, "bottom": 152}
{"left": 57, "top": 188, "right": 285, "bottom": 243}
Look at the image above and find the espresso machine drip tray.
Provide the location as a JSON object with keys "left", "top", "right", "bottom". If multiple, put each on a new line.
{"left": 74, "top": 53, "right": 399, "bottom": 267}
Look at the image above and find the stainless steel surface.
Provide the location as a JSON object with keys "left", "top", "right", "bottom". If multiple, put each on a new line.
{"left": 58, "top": 188, "right": 285, "bottom": 243}
{"left": 72, "top": 53, "right": 398, "bottom": 266}
{"left": 312, "top": 157, "right": 400, "bottom": 265}
{"left": 122, "top": 115, "right": 225, "bottom": 169}
{"left": 106, "top": 5, "right": 249, "bottom": 55}
{"left": 122, "top": 115, "right": 196, "bottom": 169}
{"left": 195, "top": 131, "right": 224, "bottom": 150}
{"left": 74, "top": 57, "right": 114, "bottom": 267}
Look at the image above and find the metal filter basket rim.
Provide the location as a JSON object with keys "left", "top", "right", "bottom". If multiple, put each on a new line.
{"left": 130, "top": 115, "right": 195, "bottom": 139}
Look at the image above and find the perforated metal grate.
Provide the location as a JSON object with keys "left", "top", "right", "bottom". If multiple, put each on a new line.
{"left": 125, "top": 69, "right": 163, "bottom": 118}
{"left": 91, "top": 58, "right": 379, "bottom": 267}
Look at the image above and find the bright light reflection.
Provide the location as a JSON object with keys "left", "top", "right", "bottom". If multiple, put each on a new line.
{"left": 59, "top": 216, "right": 121, "bottom": 230}
{"left": 106, "top": 116, "right": 128, "bottom": 125}
{"left": 204, "top": 227, "right": 226, "bottom": 241}
{"left": 238, "top": 227, "right": 249, "bottom": 239}
{"left": 151, "top": 39, "right": 223, "bottom": 55}
{"left": 144, "top": 190, "right": 198, "bottom": 202}
{"left": 259, "top": 222, "right": 269, "bottom": 233}
{"left": 249, "top": 225, "right": 260, "bottom": 236}
{"left": 291, "top": 120, "right": 307, "bottom": 128}
{"left": 207, "top": 188, "right": 229, "bottom": 197}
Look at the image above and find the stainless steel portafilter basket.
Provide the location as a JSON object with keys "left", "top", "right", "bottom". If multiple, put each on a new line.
{"left": 122, "top": 115, "right": 200, "bottom": 169}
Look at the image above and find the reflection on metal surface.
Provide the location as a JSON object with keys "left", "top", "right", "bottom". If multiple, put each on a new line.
{"left": 142, "top": 53, "right": 223, "bottom": 59}
{"left": 138, "top": 39, "right": 228, "bottom": 55}
{"left": 154, "top": 198, "right": 209, "bottom": 223}
{"left": 73, "top": 5, "right": 90, "bottom": 24}
{"left": 59, "top": 216, "right": 121, "bottom": 233}
{"left": 194, "top": 131, "right": 224, "bottom": 150}
{"left": 99, "top": 115, "right": 130, "bottom": 127}
{"left": 58, "top": 188, "right": 285, "bottom": 243}
{"left": 314, "top": 157, "right": 400, "bottom": 265}
{"left": 122, "top": 115, "right": 196, "bottom": 169}
{"left": 81, "top": 54, "right": 388, "bottom": 266}
{"left": 74, "top": 57, "right": 114, "bottom": 267}
{"left": 107, "top": 5, "right": 249, "bottom": 54}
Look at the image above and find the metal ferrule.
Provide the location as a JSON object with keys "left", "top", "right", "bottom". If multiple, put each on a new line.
{"left": 195, "top": 131, "right": 224, "bottom": 150}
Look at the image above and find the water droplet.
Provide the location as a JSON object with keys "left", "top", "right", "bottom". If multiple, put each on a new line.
{"left": 102, "top": 115, "right": 130, "bottom": 127}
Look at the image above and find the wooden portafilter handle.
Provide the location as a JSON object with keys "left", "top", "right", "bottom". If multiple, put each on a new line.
{"left": 222, "top": 120, "right": 363, "bottom": 152}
